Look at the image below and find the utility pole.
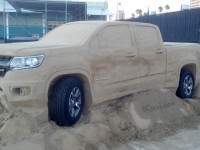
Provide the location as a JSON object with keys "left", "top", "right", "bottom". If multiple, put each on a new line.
{"left": 45, "top": 1, "right": 48, "bottom": 34}
{"left": 65, "top": 2, "right": 68, "bottom": 23}
{"left": 116, "top": 2, "right": 121, "bottom": 20}
{"left": 6, "top": 12, "right": 9, "bottom": 39}
{"left": 3, "top": 0, "right": 6, "bottom": 41}
{"left": 85, "top": 3, "right": 87, "bottom": 21}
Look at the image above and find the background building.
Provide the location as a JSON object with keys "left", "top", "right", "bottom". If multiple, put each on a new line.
{"left": 190, "top": 0, "right": 200, "bottom": 9}
{"left": 118, "top": 10, "right": 125, "bottom": 20}
{"left": 0, "top": 0, "right": 112, "bottom": 40}
{"left": 87, "top": 1, "right": 110, "bottom": 20}
{"left": 181, "top": 4, "right": 190, "bottom": 10}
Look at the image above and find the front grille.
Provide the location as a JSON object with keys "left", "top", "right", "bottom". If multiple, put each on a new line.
{"left": 0, "top": 67, "right": 7, "bottom": 77}
{"left": 0, "top": 56, "right": 11, "bottom": 61}
{"left": 0, "top": 56, "right": 12, "bottom": 77}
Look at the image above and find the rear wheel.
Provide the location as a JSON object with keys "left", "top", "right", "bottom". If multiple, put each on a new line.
{"left": 176, "top": 69, "right": 195, "bottom": 99}
{"left": 49, "top": 77, "right": 84, "bottom": 126}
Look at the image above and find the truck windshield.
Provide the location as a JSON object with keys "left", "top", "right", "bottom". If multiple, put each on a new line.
{"left": 40, "top": 23, "right": 99, "bottom": 45}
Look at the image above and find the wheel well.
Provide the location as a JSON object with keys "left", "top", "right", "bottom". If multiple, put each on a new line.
{"left": 48, "top": 74, "right": 93, "bottom": 113}
{"left": 181, "top": 64, "right": 196, "bottom": 82}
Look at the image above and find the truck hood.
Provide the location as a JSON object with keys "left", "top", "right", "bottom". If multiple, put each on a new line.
{"left": 0, "top": 41, "right": 71, "bottom": 56}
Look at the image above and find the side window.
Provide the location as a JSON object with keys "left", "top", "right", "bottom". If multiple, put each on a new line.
{"left": 97, "top": 25, "right": 132, "bottom": 50}
{"left": 135, "top": 26, "right": 160, "bottom": 47}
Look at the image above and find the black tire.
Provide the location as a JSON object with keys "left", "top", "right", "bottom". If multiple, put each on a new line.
{"left": 49, "top": 77, "right": 84, "bottom": 126}
{"left": 176, "top": 69, "right": 195, "bottom": 99}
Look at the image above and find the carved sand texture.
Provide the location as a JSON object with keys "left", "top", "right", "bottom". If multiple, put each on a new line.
{"left": 1, "top": 89, "right": 200, "bottom": 150}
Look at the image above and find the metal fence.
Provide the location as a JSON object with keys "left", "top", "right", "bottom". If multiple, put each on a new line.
{"left": 127, "top": 9, "right": 200, "bottom": 43}
{"left": 1, "top": 0, "right": 87, "bottom": 40}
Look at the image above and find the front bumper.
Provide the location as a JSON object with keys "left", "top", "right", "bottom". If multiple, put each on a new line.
{"left": 0, "top": 68, "right": 47, "bottom": 107}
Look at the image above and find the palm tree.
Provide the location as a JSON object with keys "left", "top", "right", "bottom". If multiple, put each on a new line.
{"left": 136, "top": 9, "right": 140, "bottom": 15}
{"left": 158, "top": 6, "right": 163, "bottom": 13}
{"left": 165, "top": 5, "right": 170, "bottom": 11}
{"left": 136, "top": 9, "right": 143, "bottom": 16}
{"left": 131, "top": 13, "right": 135, "bottom": 18}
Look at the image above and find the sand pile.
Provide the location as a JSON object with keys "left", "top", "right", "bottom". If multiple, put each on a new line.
{"left": 0, "top": 89, "right": 200, "bottom": 150}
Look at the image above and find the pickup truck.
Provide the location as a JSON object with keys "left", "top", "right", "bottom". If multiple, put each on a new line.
{"left": 0, "top": 21, "right": 200, "bottom": 126}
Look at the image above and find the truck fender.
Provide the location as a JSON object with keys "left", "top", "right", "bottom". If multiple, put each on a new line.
{"left": 43, "top": 69, "right": 95, "bottom": 113}
{"left": 178, "top": 60, "right": 199, "bottom": 84}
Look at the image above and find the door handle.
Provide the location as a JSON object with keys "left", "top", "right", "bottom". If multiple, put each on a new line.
{"left": 125, "top": 52, "right": 136, "bottom": 58}
{"left": 155, "top": 49, "right": 165, "bottom": 53}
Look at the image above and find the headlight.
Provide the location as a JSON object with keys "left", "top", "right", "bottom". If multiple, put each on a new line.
{"left": 9, "top": 55, "right": 44, "bottom": 70}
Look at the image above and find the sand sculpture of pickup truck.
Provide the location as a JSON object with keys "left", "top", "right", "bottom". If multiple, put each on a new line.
{"left": 0, "top": 21, "right": 200, "bottom": 126}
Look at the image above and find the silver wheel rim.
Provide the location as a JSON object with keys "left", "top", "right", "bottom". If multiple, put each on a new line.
{"left": 69, "top": 87, "right": 81, "bottom": 118}
{"left": 183, "top": 75, "right": 193, "bottom": 96}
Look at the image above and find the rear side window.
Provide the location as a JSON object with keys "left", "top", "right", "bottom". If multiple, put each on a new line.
{"left": 135, "top": 26, "right": 160, "bottom": 47}
{"left": 97, "top": 25, "right": 132, "bottom": 50}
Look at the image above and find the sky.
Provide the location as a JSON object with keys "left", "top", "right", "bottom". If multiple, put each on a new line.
{"left": 108, "top": 0, "right": 190, "bottom": 18}
{"left": 0, "top": 0, "right": 191, "bottom": 19}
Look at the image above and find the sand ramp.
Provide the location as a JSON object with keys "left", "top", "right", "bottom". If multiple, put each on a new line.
{"left": 0, "top": 89, "right": 200, "bottom": 150}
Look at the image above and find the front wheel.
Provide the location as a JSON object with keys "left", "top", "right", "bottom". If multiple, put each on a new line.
{"left": 176, "top": 69, "right": 195, "bottom": 99}
{"left": 49, "top": 77, "right": 84, "bottom": 126}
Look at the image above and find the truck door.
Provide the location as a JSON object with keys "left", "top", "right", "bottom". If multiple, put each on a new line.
{"left": 89, "top": 24, "right": 141, "bottom": 102}
{"left": 134, "top": 25, "right": 167, "bottom": 90}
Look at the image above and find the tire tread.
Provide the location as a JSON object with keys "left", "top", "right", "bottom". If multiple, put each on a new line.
{"left": 49, "top": 77, "right": 84, "bottom": 126}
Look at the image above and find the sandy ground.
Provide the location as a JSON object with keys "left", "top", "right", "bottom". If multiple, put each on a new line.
{"left": 1, "top": 88, "right": 200, "bottom": 150}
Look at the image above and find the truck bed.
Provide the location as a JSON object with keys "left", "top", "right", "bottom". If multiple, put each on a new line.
{"left": 164, "top": 42, "right": 200, "bottom": 47}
